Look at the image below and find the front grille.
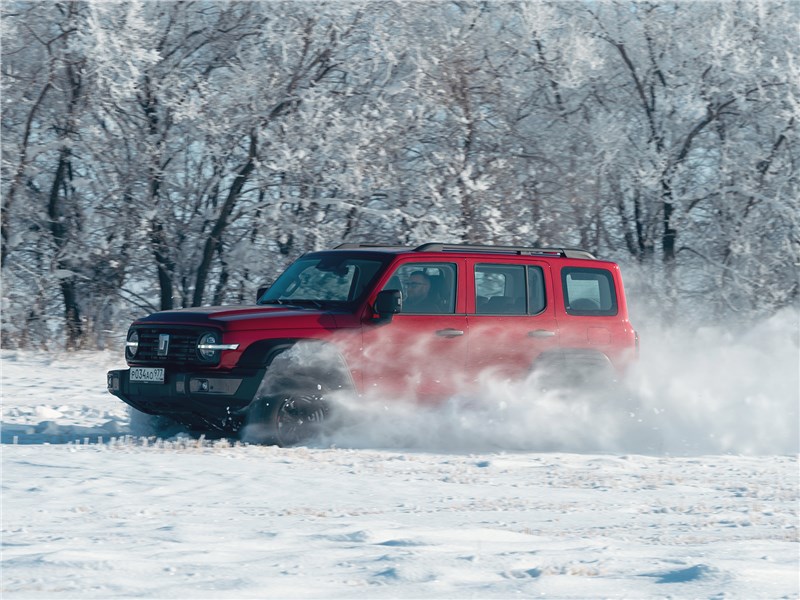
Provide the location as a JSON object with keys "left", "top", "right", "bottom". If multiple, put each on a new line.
{"left": 131, "top": 326, "right": 217, "bottom": 366}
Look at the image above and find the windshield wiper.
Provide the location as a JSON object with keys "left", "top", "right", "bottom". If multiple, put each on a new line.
{"left": 287, "top": 299, "right": 325, "bottom": 309}
{"left": 260, "top": 298, "right": 325, "bottom": 309}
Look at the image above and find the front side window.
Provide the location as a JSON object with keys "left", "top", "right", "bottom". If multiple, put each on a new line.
{"left": 562, "top": 267, "right": 618, "bottom": 316}
{"left": 260, "top": 256, "right": 384, "bottom": 307}
{"left": 382, "top": 263, "right": 457, "bottom": 314}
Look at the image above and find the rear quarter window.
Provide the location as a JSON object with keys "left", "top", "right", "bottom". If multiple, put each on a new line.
{"left": 562, "top": 267, "right": 618, "bottom": 316}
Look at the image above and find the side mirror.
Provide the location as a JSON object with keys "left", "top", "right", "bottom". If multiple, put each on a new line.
{"left": 256, "top": 283, "right": 271, "bottom": 303}
{"left": 373, "top": 289, "right": 402, "bottom": 323}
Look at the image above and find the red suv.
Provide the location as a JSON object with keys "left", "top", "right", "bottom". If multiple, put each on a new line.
{"left": 107, "top": 243, "right": 638, "bottom": 444}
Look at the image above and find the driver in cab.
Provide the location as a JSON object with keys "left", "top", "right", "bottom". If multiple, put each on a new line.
{"left": 403, "top": 271, "right": 440, "bottom": 313}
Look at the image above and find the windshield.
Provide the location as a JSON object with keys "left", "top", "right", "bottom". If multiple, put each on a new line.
{"left": 258, "top": 255, "right": 385, "bottom": 307}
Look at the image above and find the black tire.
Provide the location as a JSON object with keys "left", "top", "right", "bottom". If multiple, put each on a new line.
{"left": 241, "top": 391, "right": 330, "bottom": 447}
{"left": 532, "top": 351, "right": 618, "bottom": 391}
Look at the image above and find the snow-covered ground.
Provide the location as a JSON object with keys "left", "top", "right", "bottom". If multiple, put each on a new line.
{"left": 1, "top": 310, "right": 799, "bottom": 598}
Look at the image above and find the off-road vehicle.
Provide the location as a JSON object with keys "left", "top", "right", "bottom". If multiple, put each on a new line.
{"left": 107, "top": 243, "right": 638, "bottom": 445}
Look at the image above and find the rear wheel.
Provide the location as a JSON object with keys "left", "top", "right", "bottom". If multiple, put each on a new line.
{"left": 241, "top": 391, "right": 330, "bottom": 446}
{"left": 532, "top": 351, "right": 618, "bottom": 391}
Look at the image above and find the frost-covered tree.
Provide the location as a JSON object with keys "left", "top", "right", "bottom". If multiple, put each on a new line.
{"left": 577, "top": 1, "right": 798, "bottom": 318}
{"left": 2, "top": 0, "right": 797, "bottom": 348}
{"left": 1, "top": 1, "right": 111, "bottom": 348}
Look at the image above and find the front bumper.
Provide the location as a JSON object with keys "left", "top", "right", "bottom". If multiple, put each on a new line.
{"left": 107, "top": 368, "right": 266, "bottom": 433}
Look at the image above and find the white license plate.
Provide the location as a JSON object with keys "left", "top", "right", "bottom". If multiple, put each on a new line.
{"left": 129, "top": 367, "right": 165, "bottom": 384}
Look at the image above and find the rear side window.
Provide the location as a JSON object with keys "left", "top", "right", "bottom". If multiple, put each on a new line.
{"left": 474, "top": 264, "right": 546, "bottom": 315}
{"left": 562, "top": 268, "right": 618, "bottom": 316}
{"left": 527, "top": 266, "right": 546, "bottom": 314}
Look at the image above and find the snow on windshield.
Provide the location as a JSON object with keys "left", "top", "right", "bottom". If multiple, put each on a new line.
{"left": 260, "top": 257, "right": 384, "bottom": 304}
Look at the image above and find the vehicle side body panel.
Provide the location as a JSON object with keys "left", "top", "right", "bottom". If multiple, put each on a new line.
{"left": 465, "top": 258, "right": 559, "bottom": 381}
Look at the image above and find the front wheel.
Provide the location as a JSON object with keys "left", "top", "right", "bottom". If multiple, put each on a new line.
{"left": 241, "top": 392, "right": 330, "bottom": 447}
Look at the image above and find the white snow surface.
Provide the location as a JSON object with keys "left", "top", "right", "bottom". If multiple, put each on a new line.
{"left": 1, "top": 311, "right": 799, "bottom": 598}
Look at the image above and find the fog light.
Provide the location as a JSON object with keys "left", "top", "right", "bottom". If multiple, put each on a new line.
{"left": 189, "top": 378, "right": 242, "bottom": 395}
{"left": 107, "top": 373, "right": 120, "bottom": 391}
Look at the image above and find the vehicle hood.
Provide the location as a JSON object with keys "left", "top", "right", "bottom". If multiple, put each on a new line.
{"left": 133, "top": 305, "right": 345, "bottom": 331}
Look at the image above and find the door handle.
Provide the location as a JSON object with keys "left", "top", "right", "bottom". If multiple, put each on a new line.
{"left": 436, "top": 328, "right": 465, "bottom": 338}
{"left": 528, "top": 329, "right": 556, "bottom": 338}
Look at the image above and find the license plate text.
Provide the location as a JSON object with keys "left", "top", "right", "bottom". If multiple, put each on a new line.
{"left": 130, "top": 367, "right": 165, "bottom": 384}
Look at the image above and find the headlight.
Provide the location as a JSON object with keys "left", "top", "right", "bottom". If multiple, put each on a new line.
{"left": 198, "top": 332, "right": 219, "bottom": 361}
{"left": 125, "top": 330, "right": 139, "bottom": 359}
{"left": 197, "top": 333, "right": 239, "bottom": 362}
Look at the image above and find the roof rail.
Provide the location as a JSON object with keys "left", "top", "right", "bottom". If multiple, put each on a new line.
{"left": 334, "top": 242, "right": 596, "bottom": 260}
{"left": 334, "top": 243, "right": 409, "bottom": 250}
{"left": 413, "top": 242, "right": 596, "bottom": 260}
